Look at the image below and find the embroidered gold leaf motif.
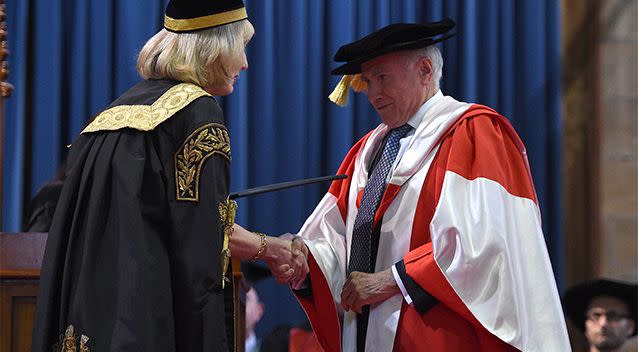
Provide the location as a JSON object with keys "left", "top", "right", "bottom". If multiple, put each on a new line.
{"left": 175, "top": 123, "right": 230, "bottom": 201}
{"left": 57, "top": 325, "right": 90, "bottom": 352}
{"left": 62, "top": 325, "right": 77, "bottom": 352}
{"left": 81, "top": 83, "right": 211, "bottom": 133}
{"left": 80, "top": 335, "right": 90, "bottom": 352}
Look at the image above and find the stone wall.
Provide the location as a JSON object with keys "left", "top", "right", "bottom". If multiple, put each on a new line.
{"left": 600, "top": 1, "right": 637, "bottom": 349}
{"left": 600, "top": 0, "right": 637, "bottom": 283}
{"left": 563, "top": 0, "right": 637, "bottom": 350}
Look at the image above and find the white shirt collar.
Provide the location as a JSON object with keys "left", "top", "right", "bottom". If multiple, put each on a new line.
{"left": 245, "top": 333, "right": 257, "bottom": 351}
{"left": 406, "top": 89, "right": 443, "bottom": 130}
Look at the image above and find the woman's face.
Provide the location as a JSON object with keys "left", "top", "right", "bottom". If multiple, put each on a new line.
{"left": 206, "top": 21, "right": 255, "bottom": 96}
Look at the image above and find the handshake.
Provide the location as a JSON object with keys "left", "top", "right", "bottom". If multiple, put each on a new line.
{"left": 232, "top": 224, "right": 310, "bottom": 290}
{"left": 232, "top": 224, "right": 400, "bottom": 314}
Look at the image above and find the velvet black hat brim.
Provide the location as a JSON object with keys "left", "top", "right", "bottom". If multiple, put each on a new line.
{"left": 563, "top": 278, "right": 638, "bottom": 336}
{"left": 331, "top": 18, "right": 456, "bottom": 75}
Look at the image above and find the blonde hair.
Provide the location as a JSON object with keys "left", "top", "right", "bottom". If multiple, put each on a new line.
{"left": 137, "top": 19, "right": 252, "bottom": 88}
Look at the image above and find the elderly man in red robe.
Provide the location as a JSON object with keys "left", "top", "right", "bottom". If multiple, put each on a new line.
{"left": 284, "top": 18, "right": 571, "bottom": 352}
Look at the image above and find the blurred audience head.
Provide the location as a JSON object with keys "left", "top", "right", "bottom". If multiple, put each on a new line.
{"left": 564, "top": 278, "right": 637, "bottom": 352}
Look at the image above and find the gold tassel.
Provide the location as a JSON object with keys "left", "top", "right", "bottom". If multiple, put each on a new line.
{"left": 328, "top": 75, "right": 354, "bottom": 107}
{"left": 328, "top": 74, "right": 368, "bottom": 106}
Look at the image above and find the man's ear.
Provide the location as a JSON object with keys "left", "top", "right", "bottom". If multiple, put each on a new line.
{"left": 419, "top": 57, "right": 433, "bottom": 84}
{"left": 624, "top": 319, "right": 635, "bottom": 338}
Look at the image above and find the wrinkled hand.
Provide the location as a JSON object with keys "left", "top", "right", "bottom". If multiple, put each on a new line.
{"left": 281, "top": 233, "right": 309, "bottom": 258}
{"left": 340, "top": 269, "right": 400, "bottom": 314}
{"left": 263, "top": 235, "right": 309, "bottom": 288}
{"left": 281, "top": 234, "right": 310, "bottom": 289}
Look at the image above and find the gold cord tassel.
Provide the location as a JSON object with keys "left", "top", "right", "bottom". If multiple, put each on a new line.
{"left": 219, "top": 198, "right": 238, "bottom": 289}
{"left": 328, "top": 74, "right": 368, "bottom": 106}
{"left": 328, "top": 75, "right": 354, "bottom": 107}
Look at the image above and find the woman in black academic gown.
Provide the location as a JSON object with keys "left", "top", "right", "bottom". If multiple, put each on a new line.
{"left": 31, "top": 1, "right": 306, "bottom": 351}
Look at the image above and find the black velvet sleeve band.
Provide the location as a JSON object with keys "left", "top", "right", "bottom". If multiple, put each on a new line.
{"left": 292, "top": 274, "right": 313, "bottom": 297}
{"left": 395, "top": 260, "right": 439, "bottom": 314}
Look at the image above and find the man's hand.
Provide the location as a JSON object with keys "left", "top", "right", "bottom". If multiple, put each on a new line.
{"left": 289, "top": 234, "right": 309, "bottom": 258}
{"left": 280, "top": 233, "right": 310, "bottom": 289}
{"left": 263, "top": 235, "right": 309, "bottom": 286}
{"left": 340, "top": 269, "right": 400, "bottom": 314}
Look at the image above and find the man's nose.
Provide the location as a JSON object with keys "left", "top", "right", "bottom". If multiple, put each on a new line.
{"left": 367, "top": 84, "right": 381, "bottom": 103}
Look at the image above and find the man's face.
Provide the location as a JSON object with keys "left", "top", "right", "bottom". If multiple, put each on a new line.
{"left": 584, "top": 296, "right": 635, "bottom": 351}
{"left": 360, "top": 51, "right": 432, "bottom": 128}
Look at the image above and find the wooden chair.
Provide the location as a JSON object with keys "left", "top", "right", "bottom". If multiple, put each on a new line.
{"left": 0, "top": 232, "right": 47, "bottom": 352}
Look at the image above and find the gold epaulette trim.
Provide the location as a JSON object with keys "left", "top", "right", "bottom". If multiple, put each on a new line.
{"left": 175, "top": 123, "right": 231, "bottom": 202}
{"left": 81, "top": 83, "right": 211, "bottom": 134}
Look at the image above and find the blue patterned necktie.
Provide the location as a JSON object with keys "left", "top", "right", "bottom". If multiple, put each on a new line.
{"left": 348, "top": 123, "right": 413, "bottom": 275}
{"left": 348, "top": 124, "right": 412, "bottom": 352}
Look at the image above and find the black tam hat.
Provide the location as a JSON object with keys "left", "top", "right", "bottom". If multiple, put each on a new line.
{"left": 563, "top": 278, "right": 638, "bottom": 336}
{"left": 331, "top": 18, "right": 456, "bottom": 75}
{"left": 164, "top": 0, "right": 248, "bottom": 33}
{"left": 328, "top": 18, "right": 455, "bottom": 106}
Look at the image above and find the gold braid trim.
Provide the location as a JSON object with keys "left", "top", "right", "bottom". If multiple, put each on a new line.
{"left": 81, "top": 83, "right": 211, "bottom": 133}
{"left": 58, "top": 325, "right": 90, "bottom": 352}
{"left": 175, "top": 123, "right": 231, "bottom": 202}
{"left": 164, "top": 7, "right": 247, "bottom": 32}
{"left": 218, "top": 198, "right": 237, "bottom": 288}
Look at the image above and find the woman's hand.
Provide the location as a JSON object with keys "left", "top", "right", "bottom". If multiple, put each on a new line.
{"left": 230, "top": 224, "right": 309, "bottom": 287}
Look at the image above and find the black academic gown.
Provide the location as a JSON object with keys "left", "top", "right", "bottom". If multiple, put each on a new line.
{"left": 32, "top": 79, "right": 235, "bottom": 352}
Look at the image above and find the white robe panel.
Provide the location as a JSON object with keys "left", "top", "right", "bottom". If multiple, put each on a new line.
{"left": 430, "top": 172, "right": 571, "bottom": 351}
{"left": 299, "top": 192, "right": 348, "bottom": 302}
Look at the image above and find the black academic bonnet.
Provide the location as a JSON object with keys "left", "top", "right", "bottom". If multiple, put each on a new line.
{"left": 331, "top": 18, "right": 456, "bottom": 75}
{"left": 164, "top": 0, "right": 248, "bottom": 33}
{"left": 563, "top": 278, "right": 638, "bottom": 336}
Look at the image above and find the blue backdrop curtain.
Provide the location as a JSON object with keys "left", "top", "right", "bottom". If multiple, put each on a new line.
{"left": 4, "top": 0, "right": 563, "bottom": 337}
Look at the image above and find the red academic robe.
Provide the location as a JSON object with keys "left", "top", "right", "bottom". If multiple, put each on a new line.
{"left": 294, "top": 95, "right": 570, "bottom": 352}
